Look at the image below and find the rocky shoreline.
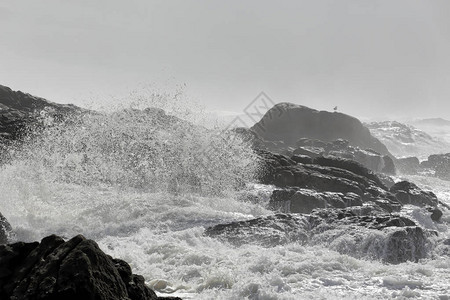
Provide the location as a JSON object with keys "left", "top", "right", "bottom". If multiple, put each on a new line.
{"left": 1, "top": 85, "right": 449, "bottom": 299}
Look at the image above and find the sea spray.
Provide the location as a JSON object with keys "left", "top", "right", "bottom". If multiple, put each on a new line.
{"left": 5, "top": 104, "right": 259, "bottom": 196}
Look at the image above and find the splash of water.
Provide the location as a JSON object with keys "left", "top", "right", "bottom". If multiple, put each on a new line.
{"left": 5, "top": 102, "right": 259, "bottom": 197}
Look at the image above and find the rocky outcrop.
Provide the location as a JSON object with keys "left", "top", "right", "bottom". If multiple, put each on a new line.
{"left": 394, "top": 153, "right": 450, "bottom": 181}
{"left": 205, "top": 208, "right": 429, "bottom": 264}
{"left": 390, "top": 181, "right": 438, "bottom": 207}
{"left": 204, "top": 214, "right": 310, "bottom": 247}
{"left": 366, "top": 121, "right": 450, "bottom": 159}
{"left": 0, "top": 234, "right": 180, "bottom": 300}
{"left": 0, "top": 213, "right": 12, "bottom": 245}
{"left": 251, "top": 103, "right": 392, "bottom": 157}
{"left": 0, "top": 85, "right": 83, "bottom": 146}
{"left": 257, "top": 150, "right": 443, "bottom": 217}
{"left": 421, "top": 153, "right": 450, "bottom": 180}
{"left": 396, "top": 156, "right": 421, "bottom": 174}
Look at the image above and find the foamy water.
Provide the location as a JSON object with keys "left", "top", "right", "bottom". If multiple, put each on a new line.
{"left": 1, "top": 106, "right": 450, "bottom": 299}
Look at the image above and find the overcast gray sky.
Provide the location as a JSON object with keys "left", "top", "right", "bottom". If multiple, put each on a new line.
{"left": 1, "top": 0, "right": 450, "bottom": 120}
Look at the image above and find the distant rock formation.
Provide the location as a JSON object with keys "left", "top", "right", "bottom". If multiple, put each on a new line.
{"left": 251, "top": 103, "right": 392, "bottom": 157}
{"left": 0, "top": 234, "right": 181, "bottom": 300}
{"left": 366, "top": 121, "right": 450, "bottom": 159}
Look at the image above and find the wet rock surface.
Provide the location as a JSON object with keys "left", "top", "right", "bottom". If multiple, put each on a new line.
{"left": 0, "top": 213, "right": 12, "bottom": 245}
{"left": 205, "top": 208, "right": 429, "bottom": 264}
{"left": 257, "top": 150, "right": 442, "bottom": 215}
{"left": 390, "top": 181, "right": 438, "bottom": 207}
{"left": 0, "top": 85, "right": 82, "bottom": 144}
{"left": 0, "top": 234, "right": 180, "bottom": 300}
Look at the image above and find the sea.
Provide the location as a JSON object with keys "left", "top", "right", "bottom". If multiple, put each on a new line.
{"left": 0, "top": 100, "right": 449, "bottom": 300}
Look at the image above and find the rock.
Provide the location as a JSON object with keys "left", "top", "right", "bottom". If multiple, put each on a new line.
{"left": 426, "top": 207, "right": 443, "bottom": 222}
{"left": 313, "top": 156, "right": 384, "bottom": 187}
{"left": 296, "top": 138, "right": 329, "bottom": 148}
{"left": 421, "top": 153, "right": 450, "bottom": 181}
{"left": 383, "top": 227, "right": 427, "bottom": 264}
{"left": 206, "top": 209, "right": 429, "bottom": 264}
{"left": 382, "top": 155, "right": 396, "bottom": 174}
{"left": 290, "top": 154, "right": 313, "bottom": 164}
{"left": 0, "top": 85, "right": 83, "bottom": 142}
{"left": 258, "top": 150, "right": 403, "bottom": 214}
{"left": 377, "top": 173, "right": 395, "bottom": 189}
{"left": 396, "top": 156, "right": 421, "bottom": 174}
{"left": 269, "top": 188, "right": 361, "bottom": 213}
{"left": 366, "top": 120, "right": 450, "bottom": 159}
{"left": 390, "top": 181, "right": 438, "bottom": 207}
{"left": 0, "top": 234, "right": 173, "bottom": 300}
{"left": 0, "top": 213, "right": 12, "bottom": 245}
{"left": 204, "top": 213, "right": 310, "bottom": 247}
{"left": 251, "top": 102, "right": 392, "bottom": 157}
{"left": 293, "top": 146, "right": 323, "bottom": 158}
{"left": 308, "top": 208, "right": 428, "bottom": 264}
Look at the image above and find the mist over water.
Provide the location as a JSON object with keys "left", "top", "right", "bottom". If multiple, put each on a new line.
{"left": 1, "top": 93, "right": 450, "bottom": 299}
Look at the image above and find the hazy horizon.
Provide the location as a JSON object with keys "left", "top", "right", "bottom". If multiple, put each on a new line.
{"left": 1, "top": 0, "right": 450, "bottom": 121}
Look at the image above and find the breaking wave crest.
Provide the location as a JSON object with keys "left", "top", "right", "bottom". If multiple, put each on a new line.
{"left": 5, "top": 102, "right": 259, "bottom": 197}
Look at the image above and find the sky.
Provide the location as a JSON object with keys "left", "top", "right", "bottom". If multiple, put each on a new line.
{"left": 1, "top": 0, "right": 450, "bottom": 121}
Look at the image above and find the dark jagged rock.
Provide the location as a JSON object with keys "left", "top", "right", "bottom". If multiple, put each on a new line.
{"left": 421, "top": 153, "right": 450, "bottom": 181}
{"left": 251, "top": 103, "right": 392, "bottom": 157}
{"left": 205, "top": 209, "right": 429, "bottom": 264}
{"left": 257, "top": 150, "right": 445, "bottom": 215}
{"left": 205, "top": 213, "right": 310, "bottom": 247}
{"left": 427, "top": 207, "right": 443, "bottom": 222}
{"left": 396, "top": 156, "right": 421, "bottom": 174}
{"left": 269, "top": 188, "right": 362, "bottom": 213}
{"left": 313, "top": 156, "right": 385, "bottom": 188}
{"left": 0, "top": 234, "right": 177, "bottom": 300}
{"left": 382, "top": 155, "right": 396, "bottom": 174}
{"left": 0, "top": 85, "right": 83, "bottom": 144}
{"left": 0, "top": 85, "right": 77, "bottom": 113}
{"left": 390, "top": 181, "right": 438, "bottom": 207}
{"left": 0, "top": 213, "right": 12, "bottom": 245}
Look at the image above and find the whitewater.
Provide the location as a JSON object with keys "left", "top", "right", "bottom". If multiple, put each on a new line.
{"left": 1, "top": 102, "right": 450, "bottom": 299}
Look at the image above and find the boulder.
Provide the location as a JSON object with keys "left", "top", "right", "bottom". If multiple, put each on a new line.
{"left": 269, "top": 188, "right": 361, "bottom": 213}
{"left": 0, "top": 213, "right": 12, "bottom": 245}
{"left": 313, "top": 156, "right": 384, "bottom": 187}
{"left": 258, "top": 150, "right": 403, "bottom": 214}
{"left": 390, "top": 181, "right": 438, "bottom": 207}
{"left": 204, "top": 213, "right": 310, "bottom": 247}
{"left": 382, "top": 155, "right": 396, "bottom": 175}
{"left": 206, "top": 209, "right": 429, "bottom": 264}
{"left": 421, "top": 153, "right": 450, "bottom": 181}
{"left": 396, "top": 156, "right": 421, "bottom": 174}
{"left": 0, "top": 234, "right": 178, "bottom": 300}
{"left": 251, "top": 103, "right": 392, "bottom": 157}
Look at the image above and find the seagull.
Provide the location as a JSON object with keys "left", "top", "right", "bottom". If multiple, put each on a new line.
{"left": 333, "top": 106, "right": 338, "bottom": 112}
